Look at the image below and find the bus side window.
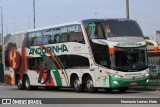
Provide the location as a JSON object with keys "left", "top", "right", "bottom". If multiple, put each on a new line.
{"left": 42, "top": 35, "right": 49, "bottom": 45}
{"left": 48, "top": 35, "right": 55, "bottom": 44}
{"left": 68, "top": 25, "right": 84, "bottom": 43}
{"left": 60, "top": 33, "right": 68, "bottom": 43}
{"left": 31, "top": 37, "right": 36, "bottom": 46}
{"left": 67, "top": 55, "right": 90, "bottom": 69}
{"left": 58, "top": 55, "right": 67, "bottom": 69}
{"left": 36, "top": 35, "right": 43, "bottom": 46}
{"left": 54, "top": 34, "right": 60, "bottom": 43}
{"left": 28, "top": 58, "right": 38, "bottom": 70}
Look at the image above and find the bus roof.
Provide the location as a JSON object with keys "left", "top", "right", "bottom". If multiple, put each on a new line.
{"left": 82, "top": 18, "right": 135, "bottom": 23}
{"left": 7, "top": 18, "right": 135, "bottom": 36}
{"left": 7, "top": 20, "right": 82, "bottom": 36}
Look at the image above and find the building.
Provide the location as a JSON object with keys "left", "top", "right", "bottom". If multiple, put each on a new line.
{"left": 149, "top": 31, "right": 160, "bottom": 45}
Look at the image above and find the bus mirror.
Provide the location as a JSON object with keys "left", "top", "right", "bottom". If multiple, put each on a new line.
{"left": 109, "top": 47, "right": 115, "bottom": 55}
{"left": 145, "top": 40, "right": 158, "bottom": 54}
{"left": 154, "top": 46, "right": 158, "bottom": 54}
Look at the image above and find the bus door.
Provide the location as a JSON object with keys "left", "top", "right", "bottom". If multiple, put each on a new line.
{"left": 98, "top": 67, "right": 110, "bottom": 87}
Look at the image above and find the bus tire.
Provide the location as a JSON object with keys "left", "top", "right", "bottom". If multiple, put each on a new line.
{"left": 17, "top": 76, "right": 25, "bottom": 90}
{"left": 85, "top": 76, "right": 97, "bottom": 93}
{"left": 118, "top": 87, "right": 128, "bottom": 93}
{"left": 73, "top": 77, "right": 84, "bottom": 92}
{"left": 24, "top": 76, "right": 32, "bottom": 90}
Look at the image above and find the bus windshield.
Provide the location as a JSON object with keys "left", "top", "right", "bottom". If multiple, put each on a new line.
{"left": 110, "top": 47, "right": 148, "bottom": 72}
{"left": 103, "top": 20, "right": 144, "bottom": 37}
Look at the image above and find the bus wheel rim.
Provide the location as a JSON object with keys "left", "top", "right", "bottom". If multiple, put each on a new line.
{"left": 25, "top": 79, "right": 30, "bottom": 88}
{"left": 74, "top": 80, "right": 79, "bottom": 89}
{"left": 86, "top": 80, "right": 93, "bottom": 89}
{"left": 18, "top": 79, "right": 22, "bottom": 87}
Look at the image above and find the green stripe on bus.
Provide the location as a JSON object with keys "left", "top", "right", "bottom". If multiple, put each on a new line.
{"left": 52, "top": 69, "right": 62, "bottom": 86}
{"left": 52, "top": 53, "right": 69, "bottom": 82}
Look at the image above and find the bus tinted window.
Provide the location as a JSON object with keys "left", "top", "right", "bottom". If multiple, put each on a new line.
{"left": 28, "top": 55, "right": 90, "bottom": 70}
{"left": 104, "top": 20, "right": 144, "bottom": 37}
{"left": 90, "top": 41, "right": 110, "bottom": 68}
{"left": 85, "top": 22, "right": 105, "bottom": 39}
{"left": 60, "top": 32, "right": 68, "bottom": 42}
{"left": 68, "top": 25, "right": 84, "bottom": 43}
{"left": 58, "top": 55, "right": 90, "bottom": 69}
{"left": 28, "top": 57, "right": 59, "bottom": 70}
{"left": 28, "top": 24, "right": 84, "bottom": 46}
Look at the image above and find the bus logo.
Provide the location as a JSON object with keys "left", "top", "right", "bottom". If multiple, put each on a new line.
{"left": 2, "top": 99, "right": 11, "bottom": 104}
{"left": 29, "top": 44, "right": 68, "bottom": 55}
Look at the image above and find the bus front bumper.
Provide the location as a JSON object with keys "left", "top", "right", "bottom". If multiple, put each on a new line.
{"left": 109, "top": 75, "right": 149, "bottom": 88}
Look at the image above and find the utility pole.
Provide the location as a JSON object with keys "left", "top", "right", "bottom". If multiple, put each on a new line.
{"left": 126, "top": 0, "right": 130, "bottom": 19}
{"left": 13, "top": 22, "right": 15, "bottom": 32}
{"left": 28, "top": 15, "right": 31, "bottom": 29}
{"left": 94, "top": 12, "right": 97, "bottom": 18}
{"left": 0, "top": 7, "right": 4, "bottom": 75}
{"left": 0, "top": 7, "right": 3, "bottom": 45}
{"left": 33, "top": 0, "right": 36, "bottom": 29}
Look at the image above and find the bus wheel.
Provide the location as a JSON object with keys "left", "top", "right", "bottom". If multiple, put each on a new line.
{"left": 118, "top": 87, "right": 128, "bottom": 93}
{"left": 73, "top": 77, "right": 84, "bottom": 92}
{"left": 85, "top": 76, "right": 97, "bottom": 93}
{"left": 17, "top": 76, "right": 24, "bottom": 90}
{"left": 24, "top": 76, "right": 32, "bottom": 90}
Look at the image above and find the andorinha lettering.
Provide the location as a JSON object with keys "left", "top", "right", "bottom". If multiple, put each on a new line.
{"left": 29, "top": 44, "right": 68, "bottom": 55}
{"left": 116, "top": 43, "right": 142, "bottom": 47}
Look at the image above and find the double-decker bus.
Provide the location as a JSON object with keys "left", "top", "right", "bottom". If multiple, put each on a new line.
{"left": 3, "top": 19, "right": 158, "bottom": 93}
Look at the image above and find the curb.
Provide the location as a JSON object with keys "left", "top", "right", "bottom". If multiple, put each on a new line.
{"left": 0, "top": 83, "right": 11, "bottom": 86}
{"left": 130, "top": 86, "right": 160, "bottom": 91}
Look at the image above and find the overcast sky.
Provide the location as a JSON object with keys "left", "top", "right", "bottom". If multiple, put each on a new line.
{"left": 0, "top": 0, "right": 160, "bottom": 36}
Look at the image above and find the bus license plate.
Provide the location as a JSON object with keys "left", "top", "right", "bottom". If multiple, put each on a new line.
{"left": 130, "top": 82, "right": 137, "bottom": 86}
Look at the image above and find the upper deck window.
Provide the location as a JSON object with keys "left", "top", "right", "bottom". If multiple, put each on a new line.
{"left": 103, "top": 20, "right": 144, "bottom": 37}
{"left": 85, "top": 22, "right": 105, "bottom": 39}
{"left": 28, "top": 24, "right": 85, "bottom": 46}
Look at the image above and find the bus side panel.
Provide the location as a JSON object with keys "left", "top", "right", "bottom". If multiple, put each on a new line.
{"left": 3, "top": 34, "right": 25, "bottom": 85}
{"left": 98, "top": 68, "right": 110, "bottom": 88}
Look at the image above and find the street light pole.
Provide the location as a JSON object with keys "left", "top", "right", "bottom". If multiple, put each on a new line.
{"left": 126, "top": 0, "right": 130, "bottom": 19}
{"left": 33, "top": 0, "right": 36, "bottom": 29}
{"left": 28, "top": 15, "right": 31, "bottom": 29}
{"left": 0, "top": 7, "right": 3, "bottom": 45}
{"left": 0, "top": 7, "right": 3, "bottom": 67}
{"left": 13, "top": 22, "right": 15, "bottom": 32}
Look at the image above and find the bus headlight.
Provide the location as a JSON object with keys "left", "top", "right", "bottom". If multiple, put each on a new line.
{"left": 146, "top": 79, "right": 149, "bottom": 83}
{"left": 112, "top": 81, "right": 119, "bottom": 85}
{"left": 144, "top": 73, "right": 149, "bottom": 77}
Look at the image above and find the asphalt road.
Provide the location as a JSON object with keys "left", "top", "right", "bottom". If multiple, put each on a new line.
{"left": 0, "top": 85, "right": 160, "bottom": 107}
{"left": 0, "top": 85, "right": 160, "bottom": 98}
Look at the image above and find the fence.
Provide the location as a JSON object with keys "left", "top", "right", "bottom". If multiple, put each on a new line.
{"left": 148, "top": 56, "right": 160, "bottom": 86}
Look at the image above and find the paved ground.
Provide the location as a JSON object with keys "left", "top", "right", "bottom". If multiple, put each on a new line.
{"left": 0, "top": 85, "right": 160, "bottom": 107}
{"left": 0, "top": 85, "right": 160, "bottom": 98}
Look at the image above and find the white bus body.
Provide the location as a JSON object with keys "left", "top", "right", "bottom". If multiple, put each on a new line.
{"left": 3, "top": 19, "right": 157, "bottom": 92}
